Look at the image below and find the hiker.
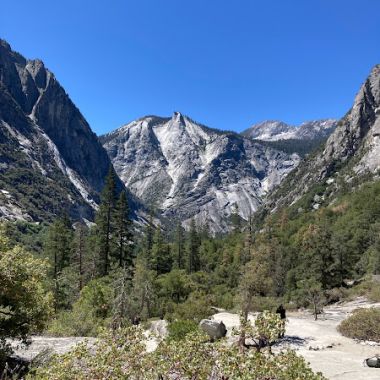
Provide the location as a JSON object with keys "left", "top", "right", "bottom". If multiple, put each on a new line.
{"left": 276, "top": 304, "right": 286, "bottom": 320}
{"left": 276, "top": 304, "right": 286, "bottom": 338}
{"left": 132, "top": 315, "right": 141, "bottom": 325}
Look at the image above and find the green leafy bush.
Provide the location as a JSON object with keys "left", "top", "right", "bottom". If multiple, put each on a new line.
{"left": 369, "top": 283, "right": 380, "bottom": 302}
{"left": 233, "top": 311, "right": 286, "bottom": 351}
{"left": 29, "top": 325, "right": 326, "bottom": 380}
{"left": 338, "top": 307, "right": 380, "bottom": 342}
{"left": 325, "top": 287, "right": 349, "bottom": 304}
{"left": 167, "top": 292, "right": 213, "bottom": 323}
{"left": 47, "top": 278, "right": 113, "bottom": 337}
{"left": 167, "top": 319, "right": 198, "bottom": 341}
{"left": 0, "top": 229, "right": 53, "bottom": 338}
{"left": 346, "top": 280, "right": 380, "bottom": 302}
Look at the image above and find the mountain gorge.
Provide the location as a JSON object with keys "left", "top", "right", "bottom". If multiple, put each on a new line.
{"left": 0, "top": 39, "right": 123, "bottom": 222}
{"left": 101, "top": 113, "right": 300, "bottom": 232}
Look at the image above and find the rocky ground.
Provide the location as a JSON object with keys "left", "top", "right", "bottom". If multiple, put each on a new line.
{"left": 213, "top": 297, "right": 380, "bottom": 380}
{"left": 10, "top": 297, "right": 380, "bottom": 379}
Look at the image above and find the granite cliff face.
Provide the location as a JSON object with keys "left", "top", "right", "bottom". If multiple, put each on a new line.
{"left": 0, "top": 39, "right": 121, "bottom": 221}
{"left": 267, "top": 64, "right": 380, "bottom": 211}
{"left": 101, "top": 113, "right": 300, "bottom": 232}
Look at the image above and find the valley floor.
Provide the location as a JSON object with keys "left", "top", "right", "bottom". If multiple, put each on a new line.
{"left": 11, "top": 297, "right": 380, "bottom": 380}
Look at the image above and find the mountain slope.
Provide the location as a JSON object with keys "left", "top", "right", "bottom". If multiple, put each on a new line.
{"left": 266, "top": 64, "right": 380, "bottom": 212}
{"left": 0, "top": 39, "right": 122, "bottom": 222}
{"left": 101, "top": 112, "right": 300, "bottom": 232}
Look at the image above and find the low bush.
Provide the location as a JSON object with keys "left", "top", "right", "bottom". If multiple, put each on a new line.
{"left": 344, "top": 280, "right": 380, "bottom": 302}
{"left": 167, "top": 319, "right": 199, "bottom": 341}
{"left": 338, "top": 307, "right": 380, "bottom": 342}
{"left": 369, "top": 283, "right": 380, "bottom": 302}
{"left": 249, "top": 296, "right": 281, "bottom": 312}
{"left": 325, "top": 287, "right": 349, "bottom": 304}
{"left": 47, "top": 278, "right": 113, "bottom": 337}
{"left": 29, "top": 326, "right": 326, "bottom": 380}
{"left": 166, "top": 292, "right": 213, "bottom": 323}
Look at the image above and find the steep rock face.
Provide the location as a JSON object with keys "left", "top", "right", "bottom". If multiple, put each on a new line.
{"left": 242, "top": 119, "right": 337, "bottom": 141}
{"left": 267, "top": 64, "right": 380, "bottom": 210}
{"left": 102, "top": 113, "right": 300, "bottom": 232}
{"left": 0, "top": 39, "right": 121, "bottom": 221}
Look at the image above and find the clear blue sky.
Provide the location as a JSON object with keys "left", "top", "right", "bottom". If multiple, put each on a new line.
{"left": 1, "top": 0, "right": 380, "bottom": 135}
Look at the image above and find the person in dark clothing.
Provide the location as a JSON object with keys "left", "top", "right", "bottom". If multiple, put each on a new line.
{"left": 276, "top": 304, "right": 286, "bottom": 319}
{"left": 132, "top": 315, "right": 141, "bottom": 325}
{"left": 276, "top": 304, "right": 286, "bottom": 338}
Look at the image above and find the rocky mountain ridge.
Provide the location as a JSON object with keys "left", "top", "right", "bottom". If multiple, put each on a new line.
{"left": 0, "top": 39, "right": 123, "bottom": 222}
{"left": 242, "top": 119, "right": 337, "bottom": 141}
{"left": 266, "top": 64, "right": 380, "bottom": 212}
{"left": 101, "top": 112, "right": 300, "bottom": 232}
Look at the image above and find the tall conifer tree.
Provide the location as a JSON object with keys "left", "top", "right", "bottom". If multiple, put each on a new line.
{"left": 96, "top": 166, "right": 117, "bottom": 276}
{"left": 187, "top": 219, "right": 200, "bottom": 273}
{"left": 114, "top": 190, "right": 133, "bottom": 268}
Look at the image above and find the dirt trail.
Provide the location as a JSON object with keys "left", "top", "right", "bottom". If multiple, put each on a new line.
{"left": 213, "top": 297, "right": 380, "bottom": 380}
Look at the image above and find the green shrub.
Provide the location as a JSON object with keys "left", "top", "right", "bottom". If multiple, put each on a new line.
{"left": 250, "top": 296, "right": 281, "bottom": 312}
{"left": 210, "top": 284, "right": 235, "bottom": 310}
{"left": 29, "top": 325, "right": 326, "bottom": 379}
{"left": 47, "top": 278, "right": 113, "bottom": 337}
{"left": 347, "top": 280, "right": 380, "bottom": 302}
{"left": 325, "top": 287, "right": 349, "bottom": 304}
{"left": 167, "top": 292, "right": 213, "bottom": 323}
{"left": 369, "top": 283, "right": 380, "bottom": 302}
{"left": 338, "top": 307, "right": 380, "bottom": 342}
{"left": 167, "top": 319, "right": 199, "bottom": 341}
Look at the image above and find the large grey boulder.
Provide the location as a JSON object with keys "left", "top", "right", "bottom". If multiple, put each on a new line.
{"left": 199, "top": 319, "right": 227, "bottom": 340}
{"left": 366, "top": 356, "right": 380, "bottom": 368}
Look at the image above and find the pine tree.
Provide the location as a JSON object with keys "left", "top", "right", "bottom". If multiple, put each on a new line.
{"left": 143, "top": 212, "right": 154, "bottom": 260}
{"left": 300, "top": 223, "right": 335, "bottom": 290}
{"left": 241, "top": 214, "right": 253, "bottom": 265}
{"left": 112, "top": 265, "right": 133, "bottom": 329}
{"left": 131, "top": 257, "right": 157, "bottom": 320}
{"left": 96, "top": 166, "right": 117, "bottom": 276}
{"left": 44, "top": 215, "right": 74, "bottom": 310}
{"left": 114, "top": 191, "right": 133, "bottom": 268}
{"left": 174, "top": 222, "right": 185, "bottom": 269}
{"left": 72, "top": 221, "right": 88, "bottom": 292}
{"left": 187, "top": 219, "right": 200, "bottom": 273}
{"left": 151, "top": 226, "right": 172, "bottom": 274}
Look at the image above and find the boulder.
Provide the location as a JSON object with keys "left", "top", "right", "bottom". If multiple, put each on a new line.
{"left": 366, "top": 356, "right": 380, "bottom": 368}
{"left": 199, "top": 319, "right": 227, "bottom": 340}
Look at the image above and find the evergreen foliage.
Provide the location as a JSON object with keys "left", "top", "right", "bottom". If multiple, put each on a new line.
{"left": 0, "top": 225, "right": 53, "bottom": 364}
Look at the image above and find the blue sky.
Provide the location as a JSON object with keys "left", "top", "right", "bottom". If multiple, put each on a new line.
{"left": 1, "top": 0, "right": 380, "bottom": 135}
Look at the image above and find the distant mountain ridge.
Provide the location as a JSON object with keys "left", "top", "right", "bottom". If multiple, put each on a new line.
{"left": 242, "top": 119, "right": 337, "bottom": 141}
{"left": 101, "top": 112, "right": 300, "bottom": 232}
{"left": 0, "top": 39, "right": 125, "bottom": 222}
